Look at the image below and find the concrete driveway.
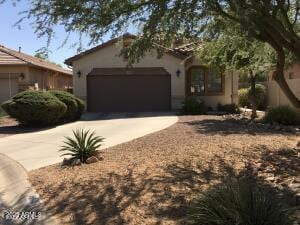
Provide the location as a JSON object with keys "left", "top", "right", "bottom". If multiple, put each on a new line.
{"left": 0, "top": 113, "right": 178, "bottom": 171}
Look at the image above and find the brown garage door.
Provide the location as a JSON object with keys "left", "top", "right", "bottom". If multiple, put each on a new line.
{"left": 87, "top": 68, "right": 171, "bottom": 112}
{"left": 0, "top": 74, "right": 19, "bottom": 103}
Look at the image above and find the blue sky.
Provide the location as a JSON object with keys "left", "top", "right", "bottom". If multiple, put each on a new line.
{"left": 0, "top": 1, "right": 109, "bottom": 68}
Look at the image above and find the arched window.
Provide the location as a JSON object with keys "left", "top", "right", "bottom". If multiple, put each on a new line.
{"left": 186, "top": 66, "right": 224, "bottom": 96}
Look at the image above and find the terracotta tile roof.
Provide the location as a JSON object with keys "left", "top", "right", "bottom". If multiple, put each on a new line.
{"left": 65, "top": 33, "right": 199, "bottom": 66}
{"left": 0, "top": 45, "right": 72, "bottom": 75}
{"left": 171, "top": 42, "right": 202, "bottom": 56}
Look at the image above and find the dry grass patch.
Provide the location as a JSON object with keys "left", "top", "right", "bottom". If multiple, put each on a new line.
{"left": 29, "top": 115, "right": 299, "bottom": 225}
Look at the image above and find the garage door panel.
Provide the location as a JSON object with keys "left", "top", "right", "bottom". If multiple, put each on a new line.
{"left": 0, "top": 78, "right": 19, "bottom": 103}
{"left": 87, "top": 74, "right": 171, "bottom": 112}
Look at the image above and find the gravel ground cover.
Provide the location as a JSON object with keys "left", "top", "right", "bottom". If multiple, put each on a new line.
{"left": 29, "top": 115, "right": 300, "bottom": 225}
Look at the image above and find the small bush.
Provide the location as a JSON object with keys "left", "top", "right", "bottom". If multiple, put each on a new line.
{"left": 75, "top": 97, "right": 85, "bottom": 119}
{"left": 238, "top": 88, "right": 249, "bottom": 107}
{"left": 238, "top": 84, "right": 267, "bottom": 110}
{"left": 60, "top": 129, "right": 104, "bottom": 164}
{"left": 0, "top": 106, "right": 6, "bottom": 117}
{"left": 263, "top": 105, "right": 300, "bottom": 125}
{"left": 217, "top": 103, "right": 240, "bottom": 114}
{"left": 49, "top": 90, "right": 79, "bottom": 121}
{"left": 182, "top": 97, "right": 207, "bottom": 115}
{"left": 189, "top": 178, "right": 295, "bottom": 225}
{"left": 1, "top": 91, "right": 66, "bottom": 125}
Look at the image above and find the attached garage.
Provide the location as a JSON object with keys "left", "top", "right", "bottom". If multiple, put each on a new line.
{"left": 0, "top": 74, "right": 19, "bottom": 103}
{"left": 87, "top": 67, "right": 171, "bottom": 112}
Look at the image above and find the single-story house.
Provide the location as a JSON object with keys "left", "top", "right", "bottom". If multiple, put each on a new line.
{"left": 65, "top": 33, "right": 238, "bottom": 112}
{"left": 0, "top": 45, "right": 72, "bottom": 103}
{"left": 268, "top": 62, "right": 300, "bottom": 109}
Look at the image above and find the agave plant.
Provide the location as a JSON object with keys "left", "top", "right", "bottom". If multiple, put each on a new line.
{"left": 189, "top": 178, "right": 296, "bottom": 225}
{"left": 60, "top": 129, "right": 104, "bottom": 164}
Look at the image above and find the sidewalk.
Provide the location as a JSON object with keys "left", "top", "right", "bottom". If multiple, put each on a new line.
{"left": 0, "top": 153, "right": 58, "bottom": 225}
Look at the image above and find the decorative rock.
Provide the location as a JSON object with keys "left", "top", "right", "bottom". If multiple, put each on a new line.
{"left": 288, "top": 183, "right": 300, "bottom": 190}
{"left": 62, "top": 158, "right": 71, "bottom": 166}
{"left": 265, "top": 175, "right": 276, "bottom": 182}
{"left": 86, "top": 156, "right": 98, "bottom": 164}
{"left": 73, "top": 159, "right": 81, "bottom": 166}
{"left": 275, "top": 125, "right": 281, "bottom": 131}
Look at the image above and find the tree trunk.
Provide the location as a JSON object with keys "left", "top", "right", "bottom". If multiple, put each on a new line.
{"left": 249, "top": 71, "right": 257, "bottom": 119}
{"left": 273, "top": 46, "right": 300, "bottom": 108}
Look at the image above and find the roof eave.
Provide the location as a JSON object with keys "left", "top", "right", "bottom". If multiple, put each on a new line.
{"left": 64, "top": 34, "right": 189, "bottom": 66}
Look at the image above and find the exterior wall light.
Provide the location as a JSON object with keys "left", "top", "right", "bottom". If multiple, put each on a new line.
{"left": 176, "top": 69, "right": 181, "bottom": 77}
{"left": 77, "top": 70, "right": 82, "bottom": 78}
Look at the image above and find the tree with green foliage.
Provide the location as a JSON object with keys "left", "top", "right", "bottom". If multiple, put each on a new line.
{"left": 5, "top": 0, "right": 300, "bottom": 108}
{"left": 198, "top": 22, "right": 276, "bottom": 118}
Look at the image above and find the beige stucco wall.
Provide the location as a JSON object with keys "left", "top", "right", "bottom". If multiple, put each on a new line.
{"left": 268, "top": 79, "right": 300, "bottom": 109}
{"left": 28, "top": 67, "right": 72, "bottom": 90}
{"left": 0, "top": 66, "right": 29, "bottom": 79}
{"left": 72, "top": 44, "right": 238, "bottom": 110}
{"left": 267, "top": 62, "right": 300, "bottom": 109}
{"left": 0, "top": 65, "right": 72, "bottom": 103}
{"left": 72, "top": 44, "right": 186, "bottom": 109}
{"left": 283, "top": 62, "right": 300, "bottom": 79}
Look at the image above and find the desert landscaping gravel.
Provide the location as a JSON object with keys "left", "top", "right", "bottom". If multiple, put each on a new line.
{"left": 29, "top": 115, "right": 300, "bottom": 225}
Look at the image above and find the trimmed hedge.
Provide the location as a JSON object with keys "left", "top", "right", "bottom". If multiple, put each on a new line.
{"left": 238, "top": 84, "right": 267, "bottom": 110}
{"left": 49, "top": 90, "right": 79, "bottom": 121}
{"left": 182, "top": 97, "right": 207, "bottom": 115}
{"left": 263, "top": 105, "right": 300, "bottom": 125}
{"left": 1, "top": 91, "right": 66, "bottom": 125}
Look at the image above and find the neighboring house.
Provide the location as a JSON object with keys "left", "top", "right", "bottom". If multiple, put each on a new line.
{"left": 65, "top": 33, "right": 238, "bottom": 112}
{"left": 268, "top": 62, "right": 300, "bottom": 109}
{"left": 0, "top": 45, "right": 72, "bottom": 103}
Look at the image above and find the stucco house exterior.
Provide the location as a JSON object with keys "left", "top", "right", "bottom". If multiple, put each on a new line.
{"left": 0, "top": 45, "right": 72, "bottom": 103}
{"left": 65, "top": 34, "right": 238, "bottom": 112}
{"left": 267, "top": 62, "right": 300, "bottom": 109}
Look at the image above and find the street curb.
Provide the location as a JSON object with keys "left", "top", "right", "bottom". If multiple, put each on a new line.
{"left": 0, "top": 153, "right": 59, "bottom": 225}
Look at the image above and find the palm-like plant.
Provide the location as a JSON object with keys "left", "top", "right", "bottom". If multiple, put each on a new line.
{"left": 60, "top": 129, "right": 104, "bottom": 164}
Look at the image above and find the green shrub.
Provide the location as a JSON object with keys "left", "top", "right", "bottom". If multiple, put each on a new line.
{"left": 217, "top": 103, "right": 240, "bottom": 114}
{"left": 263, "top": 105, "right": 300, "bottom": 125}
{"left": 48, "top": 90, "right": 79, "bottom": 121}
{"left": 60, "top": 129, "right": 104, "bottom": 164}
{"left": 238, "top": 88, "right": 249, "bottom": 108}
{"left": 0, "top": 106, "right": 6, "bottom": 117}
{"left": 75, "top": 97, "right": 85, "bottom": 119}
{"left": 189, "top": 178, "right": 295, "bottom": 225}
{"left": 182, "top": 97, "right": 207, "bottom": 115}
{"left": 238, "top": 84, "right": 267, "bottom": 110}
{"left": 1, "top": 90, "right": 66, "bottom": 125}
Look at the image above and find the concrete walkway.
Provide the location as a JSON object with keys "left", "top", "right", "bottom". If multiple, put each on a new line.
{"left": 0, "top": 153, "right": 58, "bottom": 225}
{"left": 0, "top": 113, "right": 178, "bottom": 171}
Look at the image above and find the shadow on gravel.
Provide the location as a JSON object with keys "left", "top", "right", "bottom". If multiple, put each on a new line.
{"left": 183, "top": 118, "right": 294, "bottom": 136}
{"left": 37, "top": 151, "right": 299, "bottom": 225}
{"left": 0, "top": 190, "right": 58, "bottom": 225}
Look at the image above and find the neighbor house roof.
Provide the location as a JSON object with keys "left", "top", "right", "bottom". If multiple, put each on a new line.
{"left": 65, "top": 33, "right": 199, "bottom": 66}
{"left": 0, "top": 45, "right": 72, "bottom": 75}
